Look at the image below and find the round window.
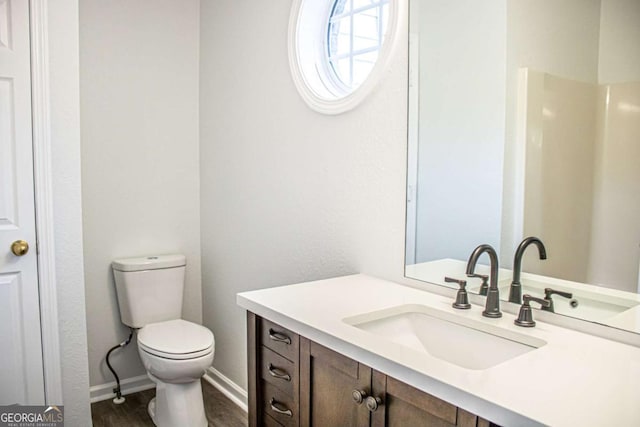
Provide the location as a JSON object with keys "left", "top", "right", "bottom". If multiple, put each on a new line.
{"left": 288, "top": 0, "right": 404, "bottom": 114}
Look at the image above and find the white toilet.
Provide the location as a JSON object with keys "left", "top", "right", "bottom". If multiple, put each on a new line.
{"left": 112, "top": 254, "right": 214, "bottom": 427}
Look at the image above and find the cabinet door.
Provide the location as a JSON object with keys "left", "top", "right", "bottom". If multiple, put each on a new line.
{"left": 371, "top": 371, "right": 458, "bottom": 427}
{"left": 300, "top": 338, "right": 371, "bottom": 427}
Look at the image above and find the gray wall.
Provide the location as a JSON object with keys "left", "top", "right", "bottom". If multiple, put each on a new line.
{"left": 199, "top": 0, "right": 409, "bottom": 389}
{"left": 79, "top": 0, "right": 202, "bottom": 387}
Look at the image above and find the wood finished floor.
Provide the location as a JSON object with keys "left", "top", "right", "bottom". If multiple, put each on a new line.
{"left": 91, "top": 380, "right": 248, "bottom": 427}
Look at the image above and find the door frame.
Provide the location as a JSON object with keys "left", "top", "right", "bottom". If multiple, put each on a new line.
{"left": 30, "top": 0, "right": 63, "bottom": 404}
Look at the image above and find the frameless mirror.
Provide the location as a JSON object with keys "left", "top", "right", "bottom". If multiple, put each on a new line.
{"left": 405, "top": 0, "right": 640, "bottom": 333}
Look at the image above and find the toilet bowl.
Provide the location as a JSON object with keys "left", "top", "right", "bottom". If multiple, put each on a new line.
{"left": 137, "top": 319, "right": 214, "bottom": 427}
{"left": 111, "top": 254, "right": 215, "bottom": 427}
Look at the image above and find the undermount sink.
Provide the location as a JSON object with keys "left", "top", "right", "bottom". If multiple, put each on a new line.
{"left": 344, "top": 304, "right": 546, "bottom": 370}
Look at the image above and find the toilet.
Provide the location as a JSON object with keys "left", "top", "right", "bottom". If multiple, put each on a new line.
{"left": 112, "top": 254, "right": 214, "bottom": 427}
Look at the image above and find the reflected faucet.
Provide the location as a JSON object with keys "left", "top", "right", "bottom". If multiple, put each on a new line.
{"left": 542, "top": 288, "right": 573, "bottom": 313}
{"left": 509, "top": 237, "right": 547, "bottom": 304}
{"left": 466, "top": 244, "right": 501, "bottom": 318}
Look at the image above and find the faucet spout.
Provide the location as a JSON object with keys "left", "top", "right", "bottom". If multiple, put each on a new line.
{"left": 466, "top": 244, "right": 501, "bottom": 318}
{"left": 509, "top": 237, "right": 547, "bottom": 304}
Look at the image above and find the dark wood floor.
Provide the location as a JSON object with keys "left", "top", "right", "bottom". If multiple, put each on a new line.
{"left": 91, "top": 379, "right": 248, "bottom": 427}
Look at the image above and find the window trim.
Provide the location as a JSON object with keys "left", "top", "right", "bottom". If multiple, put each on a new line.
{"left": 288, "top": 0, "right": 406, "bottom": 115}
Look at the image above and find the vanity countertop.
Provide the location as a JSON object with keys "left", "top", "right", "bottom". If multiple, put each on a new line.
{"left": 237, "top": 274, "right": 640, "bottom": 427}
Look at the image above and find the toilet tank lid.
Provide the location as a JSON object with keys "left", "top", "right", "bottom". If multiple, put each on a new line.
{"left": 112, "top": 254, "right": 186, "bottom": 272}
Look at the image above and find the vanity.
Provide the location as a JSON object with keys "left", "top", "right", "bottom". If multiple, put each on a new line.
{"left": 238, "top": 0, "right": 640, "bottom": 425}
{"left": 238, "top": 275, "right": 640, "bottom": 427}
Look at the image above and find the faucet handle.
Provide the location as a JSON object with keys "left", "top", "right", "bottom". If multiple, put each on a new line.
{"left": 514, "top": 294, "right": 551, "bottom": 327}
{"left": 544, "top": 288, "right": 572, "bottom": 299}
{"left": 445, "top": 276, "right": 466, "bottom": 286}
{"left": 542, "top": 288, "right": 573, "bottom": 312}
{"left": 445, "top": 277, "right": 471, "bottom": 310}
{"left": 466, "top": 273, "right": 489, "bottom": 296}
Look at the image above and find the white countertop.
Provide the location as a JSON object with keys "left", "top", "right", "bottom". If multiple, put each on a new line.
{"left": 237, "top": 274, "right": 640, "bottom": 427}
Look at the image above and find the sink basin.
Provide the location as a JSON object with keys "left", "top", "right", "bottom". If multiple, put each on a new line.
{"left": 344, "top": 304, "right": 546, "bottom": 370}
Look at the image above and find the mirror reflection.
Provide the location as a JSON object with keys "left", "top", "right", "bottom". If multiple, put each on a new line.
{"left": 404, "top": 0, "right": 640, "bottom": 332}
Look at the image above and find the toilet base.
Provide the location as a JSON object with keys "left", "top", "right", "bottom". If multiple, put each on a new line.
{"left": 148, "top": 397, "right": 156, "bottom": 420}
{"left": 147, "top": 375, "right": 207, "bottom": 427}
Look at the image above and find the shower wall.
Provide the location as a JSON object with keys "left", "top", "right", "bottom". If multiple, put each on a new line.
{"left": 522, "top": 74, "right": 640, "bottom": 292}
{"left": 521, "top": 70, "right": 597, "bottom": 283}
{"left": 587, "top": 82, "right": 640, "bottom": 292}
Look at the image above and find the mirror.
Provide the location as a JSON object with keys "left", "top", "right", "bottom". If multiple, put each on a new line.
{"left": 405, "top": 0, "right": 640, "bottom": 333}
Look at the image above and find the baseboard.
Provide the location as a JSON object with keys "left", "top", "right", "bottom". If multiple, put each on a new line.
{"left": 89, "top": 374, "right": 155, "bottom": 403}
{"left": 90, "top": 368, "right": 249, "bottom": 411}
{"left": 203, "top": 367, "right": 248, "bottom": 412}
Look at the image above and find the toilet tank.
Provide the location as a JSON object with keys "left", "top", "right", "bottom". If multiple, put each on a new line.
{"left": 112, "top": 254, "right": 186, "bottom": 328}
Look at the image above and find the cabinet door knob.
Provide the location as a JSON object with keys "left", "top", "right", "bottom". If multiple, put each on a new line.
{"left": 351, "top": 389, "right": 368, "bottom": 404}
{"left": 11, "top": 240, "right": 29, "bottom": 256}
{"left": 365, "top": 396, "right": 383, "bottom": 412}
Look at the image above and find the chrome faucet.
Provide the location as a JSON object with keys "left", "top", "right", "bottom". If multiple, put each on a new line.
{"left": 509, "top": 237, "right": 547, "bottom": 304}
{"left": 466, "top": 244, "right": 501, "bottom": 318}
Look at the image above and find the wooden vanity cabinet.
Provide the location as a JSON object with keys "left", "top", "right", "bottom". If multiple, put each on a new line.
{"left": 248, "top": 313, "right": 301, "bottom": 427}
{"left": 248, "top": 313, "right": 499, "bottom": 427}
{"left": 299, "top": 337, "right": 372, "bottom": 426}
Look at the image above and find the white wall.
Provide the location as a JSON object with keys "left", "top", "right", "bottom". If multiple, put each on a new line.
{"left": 199, "top": 0, "right": 408, "bottom": 390}
{"left": 79, "top": 0, "right": 201, "bottom": 387}
{"left": 48, "top": 0, "right": 91, "bottom": 424}
{"left": 598, "top": 0, "right": 640, "bottom": 83}
{"left": 414, "top": 0, "right": 507, "bottom": 264}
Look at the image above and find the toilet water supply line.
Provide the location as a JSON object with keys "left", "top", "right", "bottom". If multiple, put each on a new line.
{"left": 106, "top": 328, "right": 135, "bottom": 404}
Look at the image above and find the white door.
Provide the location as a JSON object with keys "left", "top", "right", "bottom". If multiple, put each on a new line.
{"left": 0, "top": 0, "right": 45, "bottom": 404}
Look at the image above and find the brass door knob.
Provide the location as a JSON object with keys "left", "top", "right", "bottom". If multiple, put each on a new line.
{"left": 11, "top": 240, "right": 29, "bottom": 256}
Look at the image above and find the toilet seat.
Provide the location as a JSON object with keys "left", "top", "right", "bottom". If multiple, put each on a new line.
{"left": 138, "top": 319, "right": 214, "bottom": 360}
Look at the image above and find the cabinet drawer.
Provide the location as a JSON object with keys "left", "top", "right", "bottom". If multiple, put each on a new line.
{"left": 262, "top": 380, "right": 298, "bottom": 427}
{"left": 260, "top": 318, "right": 299, "bottom": 362}
{"left": 261, "top": 346, "right": 296, "bottom": 396}
{"left": 263, "top": 413, "right": 284, "bottom": 427}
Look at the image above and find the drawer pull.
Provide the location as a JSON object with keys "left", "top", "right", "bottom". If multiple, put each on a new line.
{"left": 268, "top": 329, "right": 292, "bottom": 345}
{"left": 268, "top": 364, "right": 291, "bottom": 381}
{"left": 269, "top": 398, "right": 293, "bottom": 417}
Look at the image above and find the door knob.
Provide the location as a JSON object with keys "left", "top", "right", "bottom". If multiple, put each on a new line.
{"left": 11, "top": 240, "right": 29, "bottom": 256}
